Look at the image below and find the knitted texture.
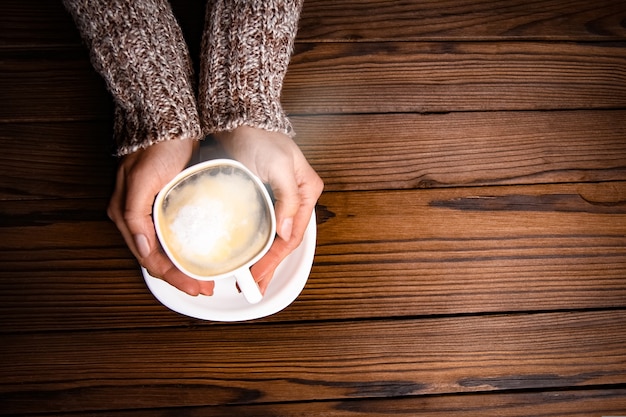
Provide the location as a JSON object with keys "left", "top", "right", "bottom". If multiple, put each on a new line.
{"left": 64, "top": 0, "right": 203, "bottom": 156}
{"left": 199, "top": 0, "right": 303, "bottom": 137}
{"left": 64, "top": 0, "right": 302, "bottom": 155}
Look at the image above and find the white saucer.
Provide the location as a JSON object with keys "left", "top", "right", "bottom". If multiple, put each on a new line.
{"left": 143, "top": 211, "right": 316, "bottom": 322}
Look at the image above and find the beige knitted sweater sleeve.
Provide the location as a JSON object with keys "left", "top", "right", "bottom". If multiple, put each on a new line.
{"left": 199, "top": 0, "right": 302, "bottom": 138}
{"left": 64, "top": 0, "right": 302, "bottom": 156}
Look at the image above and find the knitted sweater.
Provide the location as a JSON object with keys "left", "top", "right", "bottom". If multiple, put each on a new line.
{"left": 64, "top": 0, "right": 302, "bottom": 156}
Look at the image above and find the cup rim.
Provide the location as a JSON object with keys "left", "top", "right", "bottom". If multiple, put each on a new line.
{"left": 153, "top": 158, "right": 277, "bottom": 281}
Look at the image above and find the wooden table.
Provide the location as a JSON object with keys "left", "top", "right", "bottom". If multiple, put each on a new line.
{"left": 2, "top": 1, "right": 626, "bottom": 415}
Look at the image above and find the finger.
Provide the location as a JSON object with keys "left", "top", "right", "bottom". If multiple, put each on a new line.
{"left": 123, "top": 168, "right": 162, "bottom": 248}
{"left": 108, "top": 164, "right": 138, "bottom": 257}
{"left": 288, "top": 163, "right": 324, "bottom": 247}
{"left": 252, "top": 165, "right": 323, "bottom": 292}
{"left": 267, "top": 160, "right": 301, "bottom": 241}
{"left": 156, "top": 261, "right": 215, "bottom": 296}
{"left": 251, "top": 235, "right": 293, "bottom": 294}
{"left": 112, "top": 193, "right": 214, "bottom": 296}
{"left": 107, "top": 155, "right": 160, "bottom": 263}
{"left": 125, "top": 189, "right": 215, "bottom": 296}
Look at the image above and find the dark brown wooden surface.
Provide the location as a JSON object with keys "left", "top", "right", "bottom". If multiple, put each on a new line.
{"left": 1, "top": 0, "right": 625, "bottom": 415}
{"left": 3, "top": 311, "right": 626, "bottom": 413}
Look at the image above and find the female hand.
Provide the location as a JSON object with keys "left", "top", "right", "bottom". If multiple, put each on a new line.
{"left": 107, "top": 138, "right": 216, "bottom": 296}
{"left": 215, "top": 126, "right": 324, "bottom": 293}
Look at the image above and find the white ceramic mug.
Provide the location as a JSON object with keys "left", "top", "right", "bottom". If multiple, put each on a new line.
{"left": 153, "top": 159, "right": 276, "bottom": 304}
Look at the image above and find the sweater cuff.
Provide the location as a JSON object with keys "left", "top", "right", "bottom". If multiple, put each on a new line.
{"left": 198, "top": 0, "right": 302, "bottom": 138}
{"left": 64, "top": 0, "right": 203, "bottom": 156}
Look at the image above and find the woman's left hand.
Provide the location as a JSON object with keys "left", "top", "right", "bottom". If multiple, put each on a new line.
{"left": 215, "top": 126, "right": 324, "bottom": 293}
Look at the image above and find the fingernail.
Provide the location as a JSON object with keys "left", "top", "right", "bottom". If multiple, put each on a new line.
{"left": 279, "top": 217, "right": 293, "bottom": 240}
{"left": 133, "top": 234, "right": 151, "bottom": 258}
{"left": 200, "top": 282, "right": 214, "bottom": 296}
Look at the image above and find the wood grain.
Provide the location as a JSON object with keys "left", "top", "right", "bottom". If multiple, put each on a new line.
{"left": 1, "top": 1, "right": 625, "bottom": 415}
{"left": 1, "top": 311, "right": 625, "bottom": 413}
{"left": 298, "top": 0, "right": 626, "bottom": 42}
{"left": 292, "top": 110, "right": 626, "bottom": 191}
{"left": 284, "top": 41, "right": 626, "bottom": 114}
{"left": 0, "top": 122, "right": 115, "bottom": 200}
{"left": 3, "top": 42, "right": 626, "bottom": 121}
{"left": 1, "top": 182, "right": 624, "bottom": 332}
{"left": 0, "top": 49, "right": 112, "bottom": 122}
{"left": 0, "top": 0, "right": 82, "bottom": 49}
{"left": 308, "top": 183, "right": 626, "bottom": 319}
{"left": 20, "top": 389, "right": 626, "bottom": 417}
{"left": 3, "top": 0, "right": 626, "bottom": 50}
{"left": 1, "top": 110, "right": 624, "bottom": 201}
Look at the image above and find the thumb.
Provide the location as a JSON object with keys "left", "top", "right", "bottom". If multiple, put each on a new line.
{"left": 269, "top": 171, "right": 300, "bottom": 242}
{"left": 123, "top": 173, "right": 163, "bottom": 260}
{"left": 108, "top": 162, "right": 157, "bottom": 262}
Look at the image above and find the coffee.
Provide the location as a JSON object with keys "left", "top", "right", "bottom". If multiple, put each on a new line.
{"left": 156, "top": 165, "right": 272, "bottom": 276}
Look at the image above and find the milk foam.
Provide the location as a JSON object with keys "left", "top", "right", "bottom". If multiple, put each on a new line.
{"left": 158, "top": 168, "right": 271, "bottom": 276}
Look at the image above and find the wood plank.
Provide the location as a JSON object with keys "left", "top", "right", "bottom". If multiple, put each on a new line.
{"left": 1, "top": 182, "right": 624, "bottom": 332}
{"left": 3, "top": 42, "right": 626, "bottom": 121}
{"left": 306, "top": 183, "right": 626, "bottom": 320}
{"left": 1, "top": 311, "right": 625, "bottom": 413}
{"left": 0, "top": 0, "right": 206, "bottom": 51}
{"left": 0, "top": 122, "right": 116, "bottom": 201}
{"left": 284, "top": 41, "right": 626, "bottom": 114}
{"left": 298, "top": 0, "right": 626, "bottom": 42}
{"left": 0, "top": 0, "right": 82, "bottom": 49}
{"left": 3, "top": 0, "right": 626, "bottom": 50}
{"left": 0, "top": 49, "right": 112, "bottom": 123}
{"left": 0, "top": 0, "right": 205, "bottom": 70}
{"left": 293, "top": 110, "right": 626, "bottom": 191}
{"left": 21, "top": 388, "right": 626, "bottom": 417}
{"left": 1, "top": 110, "right": 624, "bottom": 201}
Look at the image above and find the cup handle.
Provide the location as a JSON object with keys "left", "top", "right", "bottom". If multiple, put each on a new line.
{"left": 234, "top": 267, "right": 263, "bottom": 304}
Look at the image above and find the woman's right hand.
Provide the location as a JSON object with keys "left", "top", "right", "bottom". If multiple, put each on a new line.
{"left": 107, "top": 138, "right": 216, "bottom": 296}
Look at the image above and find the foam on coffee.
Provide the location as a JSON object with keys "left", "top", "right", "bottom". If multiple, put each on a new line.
{"left": 157, "top": 166, "right": 272, "bottom": 276}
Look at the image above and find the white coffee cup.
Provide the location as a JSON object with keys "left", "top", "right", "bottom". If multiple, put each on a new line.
{"left": 153, "top": 159, "right": 276, "bottom": 304}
